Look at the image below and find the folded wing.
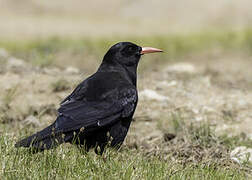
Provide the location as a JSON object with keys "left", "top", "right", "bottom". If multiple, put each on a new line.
{"left": 55, "top": 87, "right": 137, "bottom": 134}
{"left": 15, "top": 87, "right": 137, "bottom": 149}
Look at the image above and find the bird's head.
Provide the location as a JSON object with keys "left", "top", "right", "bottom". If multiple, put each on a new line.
{"left": 102, "top": 42, "right": 163, "bottom": 67}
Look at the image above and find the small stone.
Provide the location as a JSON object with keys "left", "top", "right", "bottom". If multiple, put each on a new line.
{"left": 139, "top": 89, "right": 169, "bottom": 101}
{"left": 43, "top": 67, "right": 60, "bottom": 75}
{"left": 230, "top": 146, "right": 252, "bottom": 164}
{"left": 165, "top": 63, "right": 196, "bottom": 74}
{"left": 65, "top": 66, "right": 79, "bottom": 74}
{"left": 0, "top": 48, "right": 9, "bottom": 58}
{"left": 157, "top": 80, "right": 177, "bottom": 89}
{"left": 7, "top": 57, "right": 26, "bottom": 69}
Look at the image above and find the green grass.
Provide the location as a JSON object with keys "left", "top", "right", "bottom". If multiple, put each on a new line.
{"left": 0, "top": 29, "right": 252, "bottom": 70}
{"left": 1, "top": 120, "right": 251, "bottom": 180}
{"left": 0, "top": 135, "right": 249, "bottom": 180}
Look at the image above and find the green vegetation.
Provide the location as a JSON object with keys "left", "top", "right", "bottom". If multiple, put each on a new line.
{"left": 0, "top": 127, "right": 251, "bottom": 180}
{"left": 1, "top": 113, "right": 251, "bottom": 179}
{"left": 0, "top": 29, "right": 252, "bottom": 70}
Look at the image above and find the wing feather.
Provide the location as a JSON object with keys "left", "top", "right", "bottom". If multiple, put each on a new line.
{"left": 55, "top": 87, "right": 137, "bottom": 134}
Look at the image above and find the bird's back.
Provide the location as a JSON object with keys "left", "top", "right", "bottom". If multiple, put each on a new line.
{"left": 81, "top": 71, "right": 136, "bottom": 102}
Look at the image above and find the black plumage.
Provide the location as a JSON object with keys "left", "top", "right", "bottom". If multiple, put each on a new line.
{"left": 15, "top": 42, "right": 162, "bottom": 154}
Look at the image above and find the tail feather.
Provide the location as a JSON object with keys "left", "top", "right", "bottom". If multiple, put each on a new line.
{"left": 15, "top": 123, "right": 71, "bottom": 150}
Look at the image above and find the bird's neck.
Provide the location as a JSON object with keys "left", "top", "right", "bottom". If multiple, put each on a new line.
{"left": 98, "top": 62, "right": 137, "bottom": 86}
{"left": 124, "top": 65, "right": 138, "bottom": 86}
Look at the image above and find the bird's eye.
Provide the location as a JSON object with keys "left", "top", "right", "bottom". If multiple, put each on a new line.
{"left": 121, "top": 45, "right": 137, "bottom": 57}
{"left": 127, "top": 46, "right": 134, "bottom": 52}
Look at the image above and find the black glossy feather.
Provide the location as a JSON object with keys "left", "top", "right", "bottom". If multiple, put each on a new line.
{"left": 56, "top": 86, "right": 137, "bottom": 132}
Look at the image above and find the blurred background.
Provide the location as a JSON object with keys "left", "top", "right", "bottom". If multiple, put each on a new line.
{"left": 0, "top": 0, "right": 252, "bottom": 170}
{"left": 1, "top": 0, "right": 252, "bottom": 38}
{"left": 1, "top": 0, "right": 252, "bottom": 71}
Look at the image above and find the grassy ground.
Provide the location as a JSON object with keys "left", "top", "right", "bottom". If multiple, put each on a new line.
{"left": 0, "top": 131, "right": 250, "bottom": 179}
{"left": 0, "top": 30, "right": 252, "bottom": 179}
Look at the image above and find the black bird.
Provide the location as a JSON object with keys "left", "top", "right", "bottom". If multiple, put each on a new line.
{"left": 15, "top": 42, "right": 162, "bottom": 154}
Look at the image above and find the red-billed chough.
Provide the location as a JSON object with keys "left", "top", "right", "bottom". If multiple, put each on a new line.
{"left": 15, "top": 42, "right": 162, "bottom": 154}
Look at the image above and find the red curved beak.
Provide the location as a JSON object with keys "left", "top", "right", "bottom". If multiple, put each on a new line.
{"left": 141, "top": 47, "right": 163, "bottom": 55}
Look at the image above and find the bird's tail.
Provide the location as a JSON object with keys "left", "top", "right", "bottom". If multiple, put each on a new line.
{"left": 15, "top": 123, "right": 71, "bottom": 151}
